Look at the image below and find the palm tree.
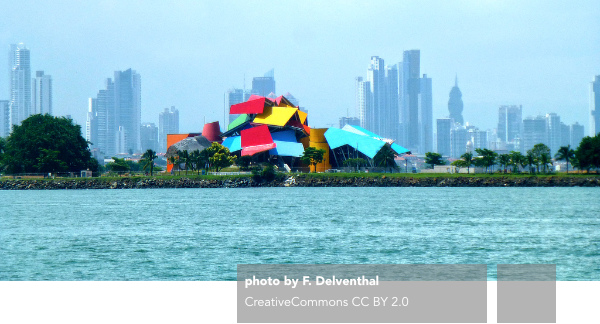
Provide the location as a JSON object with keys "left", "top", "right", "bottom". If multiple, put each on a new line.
{"left": 540, "top": 152, "right": 553, "bottom": 173}
{"left": 167, "top": 155, "right": 178, "bottom": 175}
{"left": 141, "top": 149, "right": 158, "bottom": 176}
{"left": 178, "top": 150, "right": 190, "bottom": 175}
{"left": 460, "top": 152, "right": 474, "bottom": 174}
{"left": 374, "top": 145, "right": 397, "bottom": 172}
{"left": 526, "top": 150, "right": 536, "bottom": 174}
{"left": 497, "top": 154, "right": 511, "bottom": 173}
{"left": 509, "top": 151, "right": 525, "bottom": 173}
{"left": 554, "top": 145, "right": 575, "bottom": 173}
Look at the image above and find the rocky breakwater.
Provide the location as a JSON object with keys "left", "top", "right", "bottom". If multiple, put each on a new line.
{"left": 1, "top": 175, "right": 599, "bottom": 190}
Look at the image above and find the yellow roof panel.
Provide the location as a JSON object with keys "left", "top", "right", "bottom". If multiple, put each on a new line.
{"left": 297, "top": 110, "right": 307, "bottom": 124}
{"left": 253, "top": 106, "right": 298, "bottom": 127}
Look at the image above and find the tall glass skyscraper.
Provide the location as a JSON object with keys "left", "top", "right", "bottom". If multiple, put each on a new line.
{"left": 9, "top": 43, "right": 31, "bottom": 129}
{"left": 448, "top": 76, "right": 464, "bottom": 125}
{"left": 32, "top": 70, "right": 52, "bottom": 115}
{"left": 591, "top": 75, "right": 600, "bottom": 136}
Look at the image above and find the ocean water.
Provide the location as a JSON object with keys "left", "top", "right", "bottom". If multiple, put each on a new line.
{"left": 0, "top": 187, "right": 598, "bottom": 281}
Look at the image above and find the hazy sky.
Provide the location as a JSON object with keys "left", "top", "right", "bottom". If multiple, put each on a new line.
{"left": 1, "top": 0, "right": 599, "bottom": 135}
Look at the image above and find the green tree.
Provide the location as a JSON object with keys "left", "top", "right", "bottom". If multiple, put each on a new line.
{"left": 141, "top": 149, "right": 158, "bottom": 176}
{"left": 373, "top": 145, "right": 397, "bottom": 171}
{"left": 528, "top": 143, "right": 552, "bottom": 173}
{"left": 459, "top": 152, "right": 474, "bottom": 174}
{"left": 509, "top": 151, "right": 525, "bottom": 173}
{"left": 203, "top": 142, "right": 236, "bottom": 172}
{"left": 525, "top": 149, "right": 537, "bottom": 174}
{"left": 236, "top": 155, "right": 252, "bottom": 171}
{"left": 2, "top": 114, "right": 98, "bottom": 174}
{"left": 301, "top": 147, "right": 326, "bottom": 172}
{"left": 496, "top": 154, "right": 511, "bottom": 173}
{"left": 178, "top": 150, "right": 190, "bottom": 175}
{"left": 106, "top": 157, "right": 130, "bottom": 173}
{"left": 554, "top": 145, "right": 575, "bottom": 173}
{"left": 474, "top": 148, "right": 498, "bottom": 173}
{"left": 574, "top": 135, "right": 600, "bottom": 171}
{"left": 0, "top": 137, "right": 7, "bottom": 172}
{"left": 424, "top": 152, "right": 445, "bottom": 169}
{"left": 167, "top": 155, "right": 179, "bottom": 175}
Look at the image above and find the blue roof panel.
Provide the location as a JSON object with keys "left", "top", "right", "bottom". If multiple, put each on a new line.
{"left": 391, "top": 142, "right": 410, "bottom": 155}
{"left": 222, "top": 136, "right": 241, "bottom": 152}
{"left": 269, "top": 141, "right": 304, "bottom": 157}
{"left": 324, "top": 128, "right": 385, "bottom": 159}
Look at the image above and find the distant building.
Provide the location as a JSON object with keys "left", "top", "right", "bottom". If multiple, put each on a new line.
{"left": 0, "top": 100, "right": 9, "bottom": 137}
{"left": 546, "top": 113, "right": 561, "bottom": 155}
{"left": 87, "top": 69, "right": 141, "bottom": 156}
{"left": 9, "top": 43, "right": 31, "bottom": 130}
{"left": 436, "top": 118, "right": 453, "bottom": 157}
{"left": 522, "top": 116, "right": 547, "bottom": 153}
{"left": 225, "top": 88, "right": 250, "bottom": 124}
{"left": 385, "top": 64, "right": 399, "bottom": 141}
{"left": 140, "top": 122, "right": 158, "bottom": 152}
{"left": 401, "top": 50, "right": 421, "bottom": 151}
{"left": 451, "top": 125, "right": 468, "bottom": 158}
{"left": 251, "top": 69, "right": 275, "bottom": 97}
{"left": 448, "top": 76, "right": 464, "bottom": 125}
{"left": 420, "top": 74, "right": 433, "bottom": 153}
{"left": 560, "top": 122, "right": 570, "bottom": 148}
{"left": 591, "top": 75, "right": 600, "bottom": 136}
{"left": 356, "top": 76, "right": 373, "bottom": 131}
{"left": 497, "top": 105, "right": 522, "bottom": 144}
{"left": 159, "top": 106, "right": 179, "bottom": 153}
{"left": 467, "top": 125, "right": 488, "bottom": 151}
{"left": 570, "top": 122, "right": 584, "bottom": 148}
{"left": 367, "top": 56, "right": 386, "bottom": 136}
{"left": 339, "top": 117, "right": 360, "bottom": 129}
{"left": 284, "top": 92, "right": 299, "bottom": 107}
{"left": 31, "top": 71, "right": 52, "bottom": 115}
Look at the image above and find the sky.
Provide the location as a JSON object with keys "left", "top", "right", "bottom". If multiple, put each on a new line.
{"left": 1, "top": 0, "right": 599, "bottom": 135}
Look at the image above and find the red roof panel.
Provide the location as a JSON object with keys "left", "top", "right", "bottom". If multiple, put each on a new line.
{"left": 230, "top": 97, "right": 265, "bottom": 114}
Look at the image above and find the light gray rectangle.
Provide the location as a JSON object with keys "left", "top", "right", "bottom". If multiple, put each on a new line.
{"left": 238, "top": 264, "right": 487, "bottom": 323}
{"left": 497, "top": 265, "right": 556, "bottom": 323}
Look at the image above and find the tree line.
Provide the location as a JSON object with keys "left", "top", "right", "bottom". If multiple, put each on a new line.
{"left": 424, "top": 133, "right": 600, "bottom": 174}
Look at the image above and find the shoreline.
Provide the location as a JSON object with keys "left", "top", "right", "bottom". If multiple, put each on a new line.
{"left": 1, "top": 174, "right": 600, "bottom": 189}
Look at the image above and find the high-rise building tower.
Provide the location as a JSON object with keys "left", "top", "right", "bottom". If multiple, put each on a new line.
{"left": 591, "top": 75, "right": 600, "bottom": 136}
{"left": 384, "top": 64, "right": 399, "bottom": 140}
{"left": 140, "top": 122, "right": 158, "bottom": 152}
{"left": 497, "top": 105, "right": 523, "bottom": 143}
{"left": 159, "top": 106, "right": 179, "bottom": 153}
{"left": 448, "top": 76, "right": 464, "bottom": 125}
{"left": 545, "top": 113, "right": 561, "bottom": 155}
{"left": 436, "top": 118, "right": 453, "bottom": 157}
{"left": 9, "top": 43, "right": 31, "bottom": 129}
{"left": 32, "top": 71, "right": 52, "bottom": 115}
{"left": 251, "top": 69, "right": 276, "bottom": 97}
{"left": 0, "top": 100, "right": 9, "bottom": 137}
{"left": 419, "top": 74, "right": 433, "bottom": 153}
{"left": 114, "top": 69, "right": 141, "bottom": 154}
{"left": 570, "top": 122, "right": 584, "bottom": 148}
{"left": 522, "top": 116, "right": 547, "bottom": 153}
{"left": 356, "top": 76, "right": 373, "bottom": 131}
{"left": 87, "top": 78, "right": 115, "bottom": 157}
{"left": 366, "top": 56, "right": 386, "bottom": 135}
{"left": 225, "top": 88, "right": 249, "bottom": 124}
{"left": 401, "top": 50, "right": 421, "bottom": 151}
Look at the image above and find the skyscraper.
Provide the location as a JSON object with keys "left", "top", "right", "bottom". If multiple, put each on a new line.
{"left": 114, "top": 69, "right": 141, "bottom": 154}
{"left": 0, "top": 100, "right": 9, "bottom": 137}
{"left": 366, "top": 56, "right": 386, "bottom": 135}
{"left": 251, "top": 69, "right": 275, "bottom": 97}
{"left": 571, "top": 122, "right": 584, "bottom": 148}
{"left": 384, "top": 64, "right": 399, "bottom": 140}
{"left": 9, "top": 43, "right": 31, "bottom": 129}
{"left": 591, "top": 75, "right": 600, "bottom": 136}
{"left": 419, "top": 74, "right": 433, "bottom": 153}
{"left": 436, "top": 118, "right": 453, "bottom": 157}
{"left": 401, "top": 50, "right": 421, "bottom": 151}
{"left": 87, "top": 69, "right": 141, "bottom": 157}
{"left": 447, "top": 76, "right": 464, "bottom": 125}
{"left": 522, "top": 116, "right": 547, "bottom": 153}
{"left": 225, "top": 88, "right": 249, "bottom": 124}
{"left": 32, "top": 70, "right": 52, "bottom": 115}
{"left": 159, "top": 106, "right": 179, "bottom": 153}
{"left": 140, "top": 122, "right": 158, "bottom": 152}
{"left": 497, "top": 105, "right": 523, "bottom": 144}
{"left": 356, "top": 77, "right": 373, "bottom": 131}
{"left": 546, "top": 113, "right": 561, "bottom": 155}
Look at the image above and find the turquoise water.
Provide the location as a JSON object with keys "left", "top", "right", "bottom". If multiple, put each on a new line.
{"left": 0, "top": 187, "right": 598, "bottom": 280}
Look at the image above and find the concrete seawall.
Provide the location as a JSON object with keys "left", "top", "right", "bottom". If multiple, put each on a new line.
{"left": 1, "top": 175, "right": 600, "bottom": 190}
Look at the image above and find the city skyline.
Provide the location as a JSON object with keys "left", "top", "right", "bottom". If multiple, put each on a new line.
{"left": 0, "top": 1, "right": 598, "bottom": 135}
